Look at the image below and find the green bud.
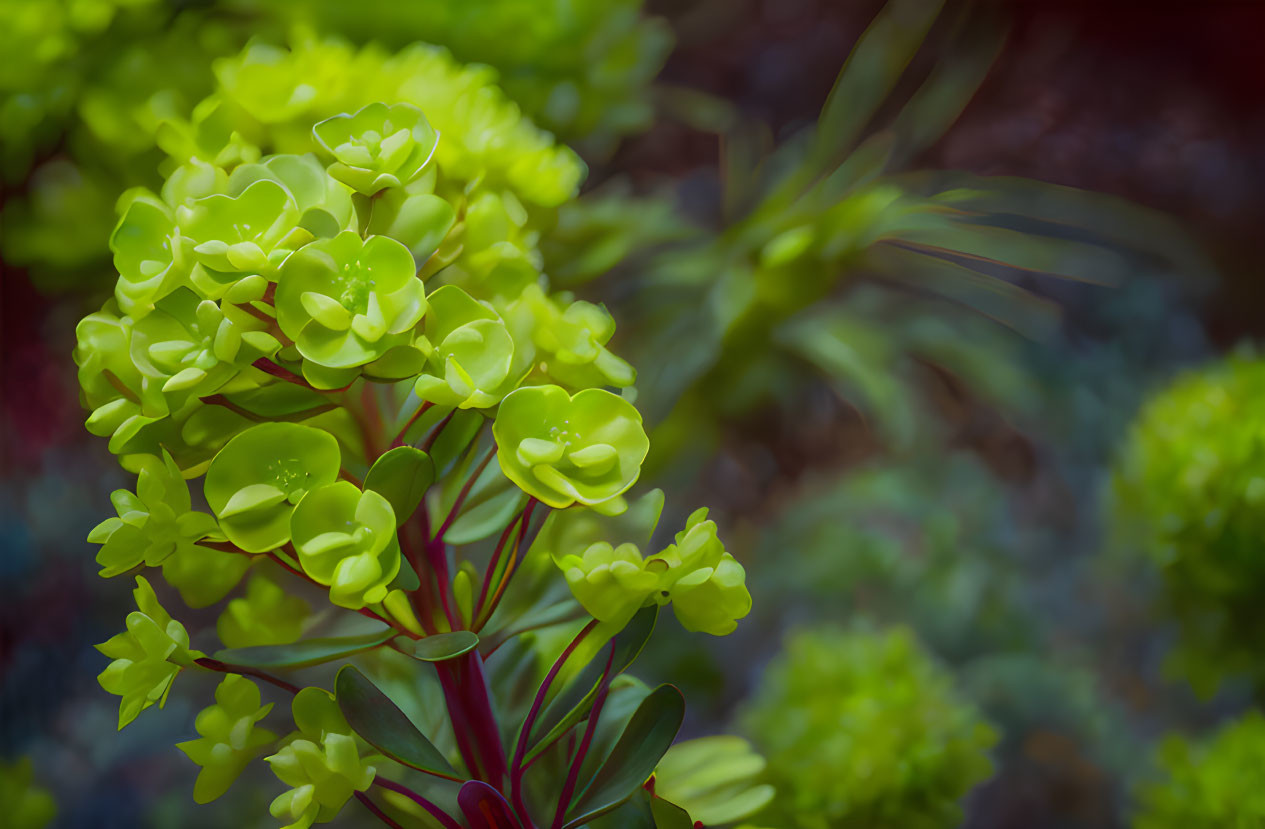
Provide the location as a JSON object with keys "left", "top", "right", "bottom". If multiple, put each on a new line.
{"left": 291, "top": 482, "right": 401, "bottom": 609}
{"left": 266, "top": 687, "right": 376, "bottom": 829}
{"left": 74, "top": 303, "right": 168, "bottom": 452}
{"left": 554, "top": 541, "right": 660, "bottom": 627}
{"left": 275, "top": 231, "right": 427, "bottom": 370}
{"left": 314, "top": 102, "right": 438, "bottom": 195}
{"left": 96, "top": 576, "right": 204, "bottom": 729}
{"left": 89, "top": 450, "right": 220, "bottom": 577}
{"left": 130, "top": 287, "right": 277, "bottom": 409}
{"left": 649, "top": 508, "right": 752, "bottom": 636}
{"left": 494, "top": 385, "right": 648, "bottom": 508}
{"left": 505, "top": 284, "right": 634, "bottom": 389}
{"left": 177, "top": 675, "right": 277, "bottom": 803}
{"left": 217, "top": 572, "right": 311, "bottom": 649}
{"left": 204, "top": 423, "right": 342, "bottom": 553}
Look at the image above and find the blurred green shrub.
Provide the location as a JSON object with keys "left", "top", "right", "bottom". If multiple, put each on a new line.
{"left": 739, "top": 625, "right": 997, "bottom": 829}
{"left": 235, "top": 0, "right": 672, "bottom": 154}
{"left": 1, "top": 0, "right": 668, "bottom": 287}
{"left": 1112, "top": 353, "right": 1265, "bottom": 694}
{"left": 0, "top": 757, "right": 56, "bottom": 829}
{"left": 1132, "top": 711, "right": 1265, "bottom": 828}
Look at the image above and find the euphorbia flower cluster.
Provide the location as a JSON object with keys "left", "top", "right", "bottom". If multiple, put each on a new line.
{"left": 77, "top": 37, "right": 755, "bottom": 829}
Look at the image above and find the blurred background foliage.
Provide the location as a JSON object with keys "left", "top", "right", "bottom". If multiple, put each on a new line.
{"left": 5, "top": 0, "right": 1265, "bottom": 827}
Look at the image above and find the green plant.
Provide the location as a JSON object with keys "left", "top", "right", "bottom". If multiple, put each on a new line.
{"left": 1132, "top": 711, "right": 1265, "bottom": 828}
{"left": 1111, "top": 353, "right": 1265, "bottom": 695}
{"left": 3, "top": 0, "right": 668, "bottom": 287}
{"left": 0, "top": 757, "right": 57, "bottom": 829}
{"left": 740, "top": 625, "right": 997, "bottom": 829}
{"left": 75, "top": 38, "right": 759, "bottom": 828}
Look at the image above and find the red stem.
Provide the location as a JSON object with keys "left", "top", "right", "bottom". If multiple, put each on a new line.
{"left": 462, "top": 651, "right": 509, "bottom": 785}
{"left": 355, "top": 791, "right": 407, "bottom": 829}
{"left": 434, "top": 446, "right": 497, "bottom": 542}
{"left": 420, "top": 409, "right": 457, "bottom": 454}
{"left": 551, "top": 643, "right": 617, "bottom": 829}
{"left": 510, "top": 619, "right": 600, "bottom": 826}
{"left": 373, "top": 777, "right": 461, "bottom": 829}
{"left": 473, "top": 507, "right": 527, "bottom": 623}
{"left": 392, "top": 400, "right": 433, "bottom": 448}
{"left": 194, "top": 657, "right": 300, "bottom": 695}
{"left": 476, "top": 499, "right": 540, "bottom": 631}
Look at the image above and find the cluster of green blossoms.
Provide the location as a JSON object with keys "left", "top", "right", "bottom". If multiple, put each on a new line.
{"left": 1112, "top": 354, "right": 1265, "bottom": 694}
{"left": 79, "top": 37, "right": 753, "bottom": 829}
{"left": 740, "top": 626, "right": 997, "bottom": 829}
{"left": 1132, "top": 712, "right": 1265, "bottom": 828}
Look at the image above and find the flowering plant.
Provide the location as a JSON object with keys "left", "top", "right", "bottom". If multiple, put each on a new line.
{"left": 76, "top": 38, "right": 754, "bottom": 828}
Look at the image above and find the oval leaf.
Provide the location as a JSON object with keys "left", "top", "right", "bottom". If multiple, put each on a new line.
{"left": 564, "top": 685, "right": 686, "bottom": 828}
{"left": 365, "top": 446, "right": 434, "bottom": 526}
{"left": 213, "top": 628, "right": 396, "bottom": 669}
{"left": 649, "top": 795, "right": 694, "bottom": 829}
{"left": 335, "top": 665, "right": 458, "bottom": 779}
{"left": 408, "top": 630, "right": 479, "bottom": 662}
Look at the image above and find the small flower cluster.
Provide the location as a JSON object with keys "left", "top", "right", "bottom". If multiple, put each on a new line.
{"left": 79, "top": 37, "right": 753, "bottom": 828}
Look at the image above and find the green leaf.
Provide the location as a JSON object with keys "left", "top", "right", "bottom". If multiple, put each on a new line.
{"left": 649, "top": 796, "right": 694, "bottom": 829}
{"left": 526, "top": 605, "right": 658, "bottom": 764}
{"left": 213, "top": 628, "right": 395, "bottom": 669}
{"left": 564, "top": 685, "right": 686, "bottom": 827}
{"left": 444, "top": 485, "right": 526, "bottom": 545}
{"left": 365, "top": 446, "right": 435, "bottom": 526}
{"left": 814, "top": 0, "right": 946, "bottom": 169}
{"left": 334, "top": 666, "right": 457, "bottom": 779}
{"left": 407, "top": 631, "right": 479, "bottom": 662}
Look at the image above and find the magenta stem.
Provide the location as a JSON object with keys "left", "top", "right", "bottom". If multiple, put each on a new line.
{"left": 550, "top": 643, "right": 617, "bottom": 829}
{"left": 373, "top": 777, "right": 462, "bottom": 829}
{"left": 509, "top": 619, "right": 600, "bottom": 826}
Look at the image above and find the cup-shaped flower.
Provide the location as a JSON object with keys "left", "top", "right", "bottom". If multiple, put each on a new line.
{"left": 97, "top": 576, "right": 204, "bottom": 729}
{"left": 553, "top": 541, "right": 660, "bottom": 628}
{"left": 413, "top": 285, "right": 522, "bottom": 408}
{"left": 110, "top": 193, "right": 187, "bottom": 318}
{"left": 204, "top": 423, "right": 342, "bottom": 553}
{"left": 275, "top": 232, "right": 427, "bottom": 370}
{"left": 314, "top": 103, "right": 438, "bottom": 195}
{"left": 177, "top": 675, "right": 277, "bottom": 803}
{"left": 266, "top": 688, "right": 376, "bottom": 829}
{"left": 290, "top": 482, "right": 401, "bottom": 609}
{"left": 227, "top": 154, "right": 357, "bottom": 241}
{"left": 493, "top": 385, "right": 649, "bottom": 509}
{"left": 177, "top": 179, "right": 303, "bottom": 282}
{"left": 217, "top": 573, "right": 310, "bottom": 649}
{"left": 90, "top": 450, "right": 220, "bottom": 577}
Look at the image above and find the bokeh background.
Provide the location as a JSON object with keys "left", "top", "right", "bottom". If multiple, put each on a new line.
{"left": 4, "top": 0, "right": 1265, "bottom": 826}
